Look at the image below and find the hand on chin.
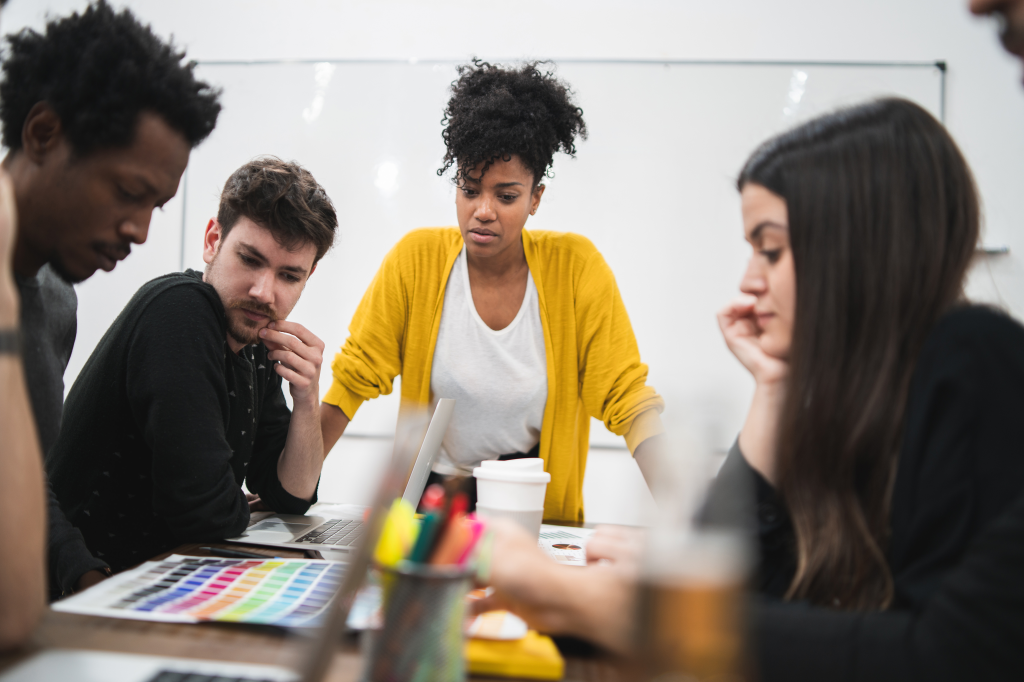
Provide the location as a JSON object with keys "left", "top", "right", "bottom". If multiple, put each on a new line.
{"left": 718, "top": 296, "right": 789, "bottom": 386}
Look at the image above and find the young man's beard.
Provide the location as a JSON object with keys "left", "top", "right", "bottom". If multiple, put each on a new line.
{"left": 225, "top": 300, "right": 276, "bottom": 347}
{"left": 205, "top": 251, "right": 278, "bottom": 348}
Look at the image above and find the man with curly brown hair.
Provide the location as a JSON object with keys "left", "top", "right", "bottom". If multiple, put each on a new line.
{"left": 45, "top": 157, "right": 337, "bottom": 576}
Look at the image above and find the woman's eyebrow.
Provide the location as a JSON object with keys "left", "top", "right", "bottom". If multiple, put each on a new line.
{"left": 749, "top": 221, "right": 787, "bottom": 242}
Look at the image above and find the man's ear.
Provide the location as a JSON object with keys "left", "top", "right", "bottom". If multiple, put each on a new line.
{"left": 202, "top": 218, "right": 223, "bottom": 265}
{"left": 21, "top": 102, "right": 65, "bottom": 164}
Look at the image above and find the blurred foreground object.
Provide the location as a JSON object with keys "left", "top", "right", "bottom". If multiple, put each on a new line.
{"left": 634, "top": 531, "right": 751, "bottom": 681}
{"left": 630, "top": 422, "right": 754, "bottom": 681}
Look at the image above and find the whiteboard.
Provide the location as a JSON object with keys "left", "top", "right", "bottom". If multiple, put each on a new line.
{"left": 165, "top": 60, "right": 943, "bottom": 448}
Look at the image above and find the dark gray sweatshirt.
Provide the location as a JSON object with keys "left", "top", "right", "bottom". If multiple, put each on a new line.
{"left": 16, "top": 264, "right": 108, "bottom": 598}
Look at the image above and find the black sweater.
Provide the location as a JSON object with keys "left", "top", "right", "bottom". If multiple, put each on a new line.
{"left": 710, "top": 306, "right": 1024, "bottom": 680}
{"left": 46, "top": 270, "right": 314, "bottom": 574}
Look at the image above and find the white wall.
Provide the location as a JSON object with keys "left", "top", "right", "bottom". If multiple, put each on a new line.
{"left": 5, "top": 0, "right": 1023, "bottom": 525}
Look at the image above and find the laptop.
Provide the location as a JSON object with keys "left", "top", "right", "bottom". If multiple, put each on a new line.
{"left": 226, "top": 398, "right": 455, "bottom": 558}
{"left": 0, "top": 407, "right": 428, "bottom": 682}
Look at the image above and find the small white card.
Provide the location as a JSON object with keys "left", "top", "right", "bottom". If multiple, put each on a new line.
{"left": 538, "top": 524, "right": 594, "bottom": 566}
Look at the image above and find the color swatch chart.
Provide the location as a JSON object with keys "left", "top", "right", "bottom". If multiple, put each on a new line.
{"left": 53, "top": 554, "right": 344, "bottom": 627}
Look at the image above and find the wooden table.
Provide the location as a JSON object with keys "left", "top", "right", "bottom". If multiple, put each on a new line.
{"left": 0, "top": 531, "right": 624, "bottom": 681}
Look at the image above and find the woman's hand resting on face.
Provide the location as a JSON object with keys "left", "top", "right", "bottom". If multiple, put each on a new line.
{"left": 717, "top": 295, "right": 789, "bottom": 387}
{"left": 717, "top": 295, "right": 789, "bottom": 484}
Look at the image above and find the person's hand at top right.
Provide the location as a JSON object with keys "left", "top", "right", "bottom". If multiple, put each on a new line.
{"left": 717, "top": 295, "right": 789, "bottom": 387}
{"left": 0, "top": 171, "right": 20, "bottom": 328}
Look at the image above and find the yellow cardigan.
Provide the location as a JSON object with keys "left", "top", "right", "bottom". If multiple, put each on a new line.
{"left": 324, "top": 227, "right": 664, "bottom": 522}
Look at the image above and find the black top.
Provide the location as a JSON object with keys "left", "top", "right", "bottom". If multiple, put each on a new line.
{"left": 709, "top": 306, "right": 1024, "bottom": 680}
{"left": 46, "top": 270, "right": 315, "bottom": 574}
{"left": 753, "top": 489, "right": 1024, "bottom": 682}
{"left": 16, "top": 265, "right": 108, "bottom": 596}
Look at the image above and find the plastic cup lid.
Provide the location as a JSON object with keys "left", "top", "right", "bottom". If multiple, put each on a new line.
{"left": 473, "top": 458, "right": 551, "bottom": 483}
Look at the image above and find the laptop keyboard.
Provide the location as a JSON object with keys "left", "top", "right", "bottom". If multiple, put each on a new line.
{"left": 146, "top": 672, "right": 277, "bottom": 682}
{"left": 295, "top": 518, "right": 364, "bottom": 546}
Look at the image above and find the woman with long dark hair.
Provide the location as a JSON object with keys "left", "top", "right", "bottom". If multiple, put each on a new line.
{"left": 478, "top": 97, "right": 1024, "bottom": 679}
{"left": 719, "top": 96, "right": 1024, "bottom": 614}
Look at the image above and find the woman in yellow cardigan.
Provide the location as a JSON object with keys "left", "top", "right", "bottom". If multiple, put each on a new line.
{"left": 320, "top": 61, "right": 663, "bottom": 522}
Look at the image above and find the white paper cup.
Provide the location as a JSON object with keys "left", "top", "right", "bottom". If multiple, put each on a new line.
{"left": 475, "top": 506, "right": 545, "bottom": 539}
{"left": 473, "top": 459, "right": 550, "bottom": 538}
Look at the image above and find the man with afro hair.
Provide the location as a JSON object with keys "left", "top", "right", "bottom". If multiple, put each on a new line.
{"left": 0, "top": 0, "right": 220, "bottom": 602}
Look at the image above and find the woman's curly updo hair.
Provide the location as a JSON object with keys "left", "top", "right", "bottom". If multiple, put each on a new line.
{"left": 438, "top": 59, "right": 587, "bottom": 186}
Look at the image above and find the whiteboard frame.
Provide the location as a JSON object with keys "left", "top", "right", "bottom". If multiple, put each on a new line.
{"left": 178, "top": 57, "right": 946, "bottom": 271}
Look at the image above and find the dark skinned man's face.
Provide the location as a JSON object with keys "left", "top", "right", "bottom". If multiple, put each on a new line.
{"left": 971, "top": 0, "right": 1024, "bottom": 76}
{"left": 12, "top": 106, "right": 190, "bottom": 283}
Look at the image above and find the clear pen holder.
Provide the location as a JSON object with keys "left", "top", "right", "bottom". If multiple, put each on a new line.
{"left": 361, "top": 561, "right": 473, "bottom": 682}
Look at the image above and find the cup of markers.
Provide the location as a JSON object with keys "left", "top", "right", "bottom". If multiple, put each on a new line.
{"left": 362, "top": 484, "right": 486, "bottom": 682}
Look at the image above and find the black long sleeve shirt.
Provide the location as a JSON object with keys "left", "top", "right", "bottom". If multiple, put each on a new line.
{"left": 17, "top": 265, "right": 108, "bottom": 597}
{"left": 709, "top": 306, "right": 1024, "bottom": 681}
{"left": 46, "top": 270, "right": 315, "bottom": 574}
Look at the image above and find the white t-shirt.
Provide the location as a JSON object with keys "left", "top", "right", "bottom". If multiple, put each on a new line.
{"left": 429, "top": 247, "right": 548, "bottom": 475}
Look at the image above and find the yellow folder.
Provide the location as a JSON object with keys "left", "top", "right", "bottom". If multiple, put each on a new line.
{"left": 465, "top": 630, "right": 565, "bottom": 680}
